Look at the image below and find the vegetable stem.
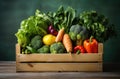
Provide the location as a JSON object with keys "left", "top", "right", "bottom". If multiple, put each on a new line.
{"left": 90, "top": 36, "right": 93, "bottom": 43}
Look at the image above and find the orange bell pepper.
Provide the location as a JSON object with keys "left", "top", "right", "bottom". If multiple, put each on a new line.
{"left": 83, "top": 36, "right": 98, "bottom": 53}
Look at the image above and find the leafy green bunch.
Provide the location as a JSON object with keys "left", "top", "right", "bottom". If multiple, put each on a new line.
{"left": 15, "top": 10, "right": 51, "bottom": 48}
{"left": 47, "top": 5, "right": 76, "bottom": 33}
{"left": 79, "top": 10, "right": 116, "bottom": 42}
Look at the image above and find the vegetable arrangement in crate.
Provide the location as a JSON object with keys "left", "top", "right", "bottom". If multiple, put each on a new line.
{"left": 15, "top": 6, "right": 116, "bottom": 72}
{"left": 15, "top": 6, "right": 116, "bottom": 54}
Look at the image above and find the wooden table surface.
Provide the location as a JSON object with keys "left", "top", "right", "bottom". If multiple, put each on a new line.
{"left": 0, "top": 61, "right": 120, "bottom": 79}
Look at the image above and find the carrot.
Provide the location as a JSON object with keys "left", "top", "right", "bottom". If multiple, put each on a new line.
{"left": 63, "top": 34, "right": 73, "bottom": 53}
{"left": 55, "top": 28, "right": 65, "bottom": 42}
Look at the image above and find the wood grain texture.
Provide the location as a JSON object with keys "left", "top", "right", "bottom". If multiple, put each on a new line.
{"left": 98, "top": 43, "right": 103, "bottom": 53}
{"left": 16, "top": 43, "right": 103, "bottom": 72}
{"left": 16, "top": 63, "right": 102, "bottom": 72}
{"left": 17, "top": 53, "right": 102, "bottom": 63}
{"left": 0, "top": 61, "right": 120, "bottom": 79}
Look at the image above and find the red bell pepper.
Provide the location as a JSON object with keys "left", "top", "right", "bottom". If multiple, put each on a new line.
{"left": 74, "top": 45, "right": 86, "bottom": 54}
{"left": 83, "top": 36, "right": 98, "bottom": 53}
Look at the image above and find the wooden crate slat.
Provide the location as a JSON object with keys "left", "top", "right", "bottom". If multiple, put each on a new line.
{"left": 16, "top": 43, "right": 103, "bottom": 72}
{"left": 16, "top": 63, "right": 102, "bottom": 72}
{"left": 98, "top": 43, "right": 103, "bottom": 53}
{"left": 16, "top": 44, "right": 21, "bottom": 55}
{"left": 17, "top": 53, "right": 102, "bottom": 63}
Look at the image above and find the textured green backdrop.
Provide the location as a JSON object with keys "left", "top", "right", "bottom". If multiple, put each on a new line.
{"left": 0, "top": 0, "right": 120, "bottom": 62}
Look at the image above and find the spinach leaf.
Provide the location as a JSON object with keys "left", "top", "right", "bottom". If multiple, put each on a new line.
{"left": 48, "top": 6, "right": 76, "bottom": 33}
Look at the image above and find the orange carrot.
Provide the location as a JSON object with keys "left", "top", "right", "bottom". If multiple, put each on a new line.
{"left": 63, "top": 34, "right": 73, "bottom": 53}
{"left": 55, "top": 28, "right": 65, "bottom": 42}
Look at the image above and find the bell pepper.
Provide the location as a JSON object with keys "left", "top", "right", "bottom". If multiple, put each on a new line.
{"left": 74, "top": 45, "right": 86, "bottom": 54}
{"left": 83, "top": 36, "right": 98, "bottom": 53}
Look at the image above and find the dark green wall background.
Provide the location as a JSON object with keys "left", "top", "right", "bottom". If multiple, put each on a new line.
{"left": 0, "top": 0, "right": 120, "bottom": 62}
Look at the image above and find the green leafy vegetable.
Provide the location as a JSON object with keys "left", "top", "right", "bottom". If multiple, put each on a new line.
{"left": 47, "top": 5, "right": 76, "bottom": 33}
{"left": 15, "top": 29, "right": 30, "bottom": 48}
{"left": 26, "top": 46, "right": 37, "bottom": 53}
{"left": 15, "top": 9, "right": 51, "bottom": 48}
{"left": 22, "top": 35, "right": 43, "bottom": 54}
{"left": 79, "top": 10, "right": 116, "bottom": 42}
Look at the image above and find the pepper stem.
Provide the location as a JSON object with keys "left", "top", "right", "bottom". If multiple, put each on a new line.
{"left": 90, "top": 36, "right": 93, "bottom": 43}
{"left": 76, "top": 50, "right": 80, "bottom": 55}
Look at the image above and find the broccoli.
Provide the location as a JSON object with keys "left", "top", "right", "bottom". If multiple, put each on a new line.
{"left": 50, "top": 42, "right": 66, "bottom": 54}
{"left": 37, "top": 45, "right": 50, "bottom": 53}
{"left": 69, "top": 24, "right": 88, "bottom": 45}
{"left": 30, "top": 35, "right": 43, "bottom": 50}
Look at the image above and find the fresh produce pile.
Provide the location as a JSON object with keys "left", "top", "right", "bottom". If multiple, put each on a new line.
{"left": 15, "top": 6, "right": 116, "bottom": 54}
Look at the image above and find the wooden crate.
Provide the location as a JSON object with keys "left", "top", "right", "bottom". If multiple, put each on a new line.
{"left": 16, "top": 43, "right": 103, "bottom": 72}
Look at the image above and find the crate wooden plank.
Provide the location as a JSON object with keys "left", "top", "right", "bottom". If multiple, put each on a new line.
{"left": 17, "top": 53, "right": 102, "bottom": 63}
{"left": 16, "top": 63, "right": 102, "bottom": 72}
{"left": 16, "top": 43, "right": 103, "bottom": 72}
{"left": 98, "top": 43, "right": 103, "bottom": 53}
{"left": 16, "top": 44, "right": 21, "bottom": 55}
